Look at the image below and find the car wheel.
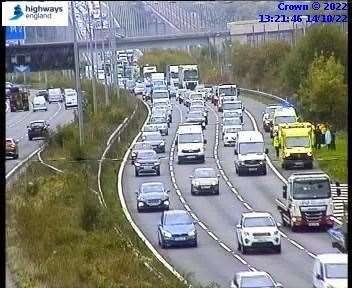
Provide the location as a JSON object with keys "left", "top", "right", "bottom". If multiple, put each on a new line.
{"left": 262, "top": 166, "right": 267, "bottom": 175}
{"left": 238, "top": 168, "right": 243, "bottom": 176}
{"left": 156, "top": 169, "right": 160, "bottom": 176}
{"left": 275, "top": 244, "right": 281, "bottom": 253}
{"left": 241, "top": 242, "right": 248, "bottom": 254}
{"left": 28, "top": 136, "right": 32, "bottom": 141}
{"left": 193, "top": 240, "right": 198, "bottom": 248}
{"left": 14, "top": 154, "right": 19, "bottom": 159}
{"left": 281, "top": 214, "right": 287, "bottom": 227}
{"left": 306, "top": 162, "right": 313, "bottom": 169}
{"left": 237, "top": 241, "right": 241, "bottom": 251}
{"left": 191, "top": 186, "right": 195, "bottom": 195}
{"left": 135, "top": 169, "right": 139, "bottom": 177}
{"left": 137, "top": 206, "right": 142, "bottom": 213}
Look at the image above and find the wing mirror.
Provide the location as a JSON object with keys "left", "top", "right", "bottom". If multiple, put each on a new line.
{"left": 236, "top": 224, "right": 241, "bottom": 229}
{"left": 277, "top": 222, "right": 282, "bottom": 228}
{"left": 217, "top": 174, "right": 220, "bottom": 178}
{"left": 166, "top": 189, "right": 170, "bottom": 193}
{"left": 283, "top": 185, "right": 287, "bottom": 199}
{"left": 189, "top": 175, "right": 193, "bottom": 179}
{"left": 203, "top": 139, "right": 207, "bottom": 144}
{"left": 242, "top": 107, "right": 245, "bottom": 111}
{"left": 135, "top": 191, "right": 139, "bottom": 195}
{"left": 175, "top": 138, "right": 178, "bottom": 145}
{"left": 27, "top": 125, "right": 29, "bottom": 128}
{"left": 15, "top": 140, "right": 19, "bottom": 144}
{"left": 316, "top": 274, "right": 323, "bottom": 280}
{"left": 265, "top": 148, "right": 269, "bottom": 154}
{"left": 234, "top": 149, "right": 238, "bottom": 155}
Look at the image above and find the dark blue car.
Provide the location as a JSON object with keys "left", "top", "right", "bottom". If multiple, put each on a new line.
{"left": 158, "top": 210, "right": 197, "bottom": 248}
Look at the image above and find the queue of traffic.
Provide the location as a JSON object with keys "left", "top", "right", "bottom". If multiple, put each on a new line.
{"left": 127, "top": 68, "right": 347, "bottom": 288}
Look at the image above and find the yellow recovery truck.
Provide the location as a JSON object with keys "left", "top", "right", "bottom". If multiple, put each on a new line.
{"left": 277, "top": 122, "right": 314, "bottom": 169}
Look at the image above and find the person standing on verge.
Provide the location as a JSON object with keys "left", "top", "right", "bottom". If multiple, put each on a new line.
{"left": 330, "top": 126, "right": 336, "bottom": 150}
{"left": 315, "top": 125, "right": 322, "bottom": 149}
{"left": 273, "top": 134, "right": 280, "bottom": 157}
{"left": 325, "top": 126, "right": 332, "bottom": 150}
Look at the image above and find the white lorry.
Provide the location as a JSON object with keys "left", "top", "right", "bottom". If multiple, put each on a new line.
{"left": 179, "top": 65, "right": 198, "bottom": 91}
{"left": 167, "top": 65, "right": 179, "bottom": 87}
{"left": 143, "top": 66, "right": 157, "bottom": 80}
{"left": 151, "top": 72, "right": 166, "bottom": 87}
{"left": 277, "top": 172, "right": 341, "bottom": 231}
{"left": 64, "top": 90, "right": 78, "bottom": 109}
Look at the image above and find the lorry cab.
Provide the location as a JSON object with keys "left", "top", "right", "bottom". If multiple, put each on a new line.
{"left": 234, "top": 131, "right": 268, "bottom": 176}
{"left": 64, "top": 90, "right": 78, "bottom": 109}
{"left": 278, "top": 172, "right": 341, "bottom": 231}
{"left": 278, "top": 122, "right": 314, "bottom": 169}
{"left": 176, "top": 124, "right": 206, "bottom": 164}
{"left": 271, "top": 107, "right": 297, "bottom": 138}
{"left": 312, "top": 253, "right": 347, "bottom": 288}
{"left": 33, "top": 96, "right": 47, "bottom": 112}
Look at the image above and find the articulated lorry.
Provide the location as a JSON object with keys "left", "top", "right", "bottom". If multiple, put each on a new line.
{"left": 179, "top": 65, "right": 198, "bottom": 90}
{"left": 277, "top": 122, "right": 314, "bottom": 169}
{"left": 277, "top": 172, "right": 341, "bottom": 231}
{"left": 9, "top": 86, "right": 30, "bottom": 112}
{"left": 167, "top": 65, "right": 179, "bottom": 87}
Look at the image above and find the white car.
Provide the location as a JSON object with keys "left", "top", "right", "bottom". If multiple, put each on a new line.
{"left": 231, "top": 271, "right": 283, "bottom": 288}
{"left": 32, "top": 96, "right": 48, "bottom": 112}
{"left": 222, "top": 117, "right": 242, "bottom": 138}
{"left": 223, "top": 110, "right": 242, "bottom": 119}
{"left": 223, "top": 127, "right": 239, "bottom": 147}
{"left": 312, "top": 253, "right": 347, "bottom": 288}
{"left": 190, "top": 168, "right": 220, "bottom": 195}
{"left": 236, "top": 212, "right": 281, "bottom": 254}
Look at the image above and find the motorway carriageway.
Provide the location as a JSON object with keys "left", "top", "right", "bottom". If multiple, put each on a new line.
{"left": 122, "top": 96, "right": 342, "bottom": 287}
{"left": 6, "top": 90, "right": 74, "bottom": 176}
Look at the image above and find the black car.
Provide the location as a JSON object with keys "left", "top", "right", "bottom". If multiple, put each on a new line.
{"left": 134, "top": 149, "right": 161, "bottom": 176}
{"left": 185, "top": 111, "right": 206, "bottom": 130}
{"left": 136, "top": 182, "right": 170, "bottom": 212}
{"left": 36, "top": 89, "right": 49, "bottom": 102}
{"left": 27, "top": 120, "right": 50, "bottom": 140}
{"left": 142, "top": 132, "right": 166, "bottom": 153}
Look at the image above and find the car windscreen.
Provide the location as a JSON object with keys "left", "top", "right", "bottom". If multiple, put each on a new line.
{"left": 144, "top": 134, "right": 162, "bottom": 141}
{"left": 286, "top": 136, "right": 310, "bottom": 148}
{"left": 240, "top": 275, "right": 274, "bottom": 287}
{"left": 224, "top": 118, "right": 242, "bottom": 125}
{"left": 49, "top": 89, "right": 61, "bottom": 95}
{"left": 325, "top": 263, "right": 347, "bottom": 279}
{"left": 219, "top": 87, "right": 237, "bottom": 96}
{"left": 184, "top": 70, "right": 198, "bottom": 80}
{"left": 292, "top": 179, "right": 331, "bottom": 200}
{"left": 194, "top": 169, "right": 216, "bottom": 178}
{"left": 274, "top": 115, "right": 296, "bottom": 125}
{"left": 153, "top": 92, "right": 168, "bottom": 99}
{"left": 30, "top": 122, "right": 45, "bottom": 128}
{"left": 188, "top": 112, "right": 203, "bottom": 119}
{"left": 224, "top": 111, "right": 240, "bottom": 118}
{"left": 225, "top": 127, "right": 240, "bottom": 133}
{"left": 190, "top": 107, "right": 203, "bottom": 113}
{"left": 141, "top": 183, "right": 164, "bottom": 194}
{"left": 134, "top": 143, "right": 151, "bottom": 150}
{"left": 137, "top": 151, "right": 156, "bottom": 159}
{"left": 223, "top": 103, "right": 242, "bottom": 110}
{"left": 239, "top": 142, "right": 264, "bottom": 154}
{"left": 178, "top": 133, "right": 202, "bottom": 144}
{"left": 243, "top": 217, "right": 275, "bottom": 228}
{"left": 165, "top": 213, "right": 193, "bottom": 225}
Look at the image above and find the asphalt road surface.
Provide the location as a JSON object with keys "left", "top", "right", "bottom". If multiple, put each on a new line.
{"left": 122, "top": 96, "right": 341, "bottom": 287}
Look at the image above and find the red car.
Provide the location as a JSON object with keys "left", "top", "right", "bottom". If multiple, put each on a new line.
{"left": 6, "top": 138, "right": 19, "bottom": 159}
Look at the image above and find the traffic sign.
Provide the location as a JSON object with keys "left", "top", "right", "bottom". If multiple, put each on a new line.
{"left": 6, "top": 26, "right": 26, "bottom": 41}
{"left": 14, "top": 65, "right": 30, "bottom": 73}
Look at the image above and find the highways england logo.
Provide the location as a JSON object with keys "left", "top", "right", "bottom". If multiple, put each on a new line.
{"left": 2, "top": 2, "right": 68, "bottom": 26}
{"left": 9, "top": 4, "right": 24, "bottom": 20}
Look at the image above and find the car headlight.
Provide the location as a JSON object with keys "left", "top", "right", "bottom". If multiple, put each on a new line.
{"left": 244, "top": 231, "right": 250, "bottom": 236}
{"left": 138, "top": 202, "right": 144, "bottom": 207}
{"left": 163, "top": 200, "right": 169, "bottom": 206}
{"left": 132, "top": 152, "right": 137, "bottom": 157}
{"left": 135, "top": 162, "right": 141, "bottom": 166}
{"left": 307, "top": 152, "right": 312, "bottom": 156}
{"left": 160, "top": 141, "right": 165, "bottom": 146}
{"left": 162, "top": 230, "right": 172, "bottom": 238}
{"left": 188, "top": 230, "right": 196, "bottom": 237}
{"left": 154, "top": 162, "right": 160, "bottom": 166}
{"left": 238, "top": 161, "right": 244, "bottom": 166}
{"left": 273, "top": 230, "right": 279, "bottom": 235}
{"left": 194, "top": 181, "right": 200, "bottom": 186}
{"left": 211, "top": 181, "right": 217, "bottom": 186}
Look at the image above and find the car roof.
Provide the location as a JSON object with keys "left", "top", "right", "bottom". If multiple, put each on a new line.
{"left": 143, "top": 131, "right": 161, "bottom": 135}
{"left": 316, "top": 253, "right": 347, "bottom": 264}
{"left": 138, "top": 149, "right": 156, "bottom": 154}
{"left": 30, "top": 120, "right": 46, "bottom": 124}
{"left": 194, "top": 167, "right": 215, "bottom": 173}
{"left": 178, "top": 125, "right": 203, "bottom": 134}
{"left": 141, "top": 182, "right": 164, "bottom": 187}
{"left": 237, "top": 131, "right": 263, "bottom": 142}
{"left": 236, "top": 271, "right": 270, "bottom": 278}
{"left": 164, "top": 210, "right": 188, "bottom": 217}
{"left": 242, "top": 211, "right": 273, "bottom": 218}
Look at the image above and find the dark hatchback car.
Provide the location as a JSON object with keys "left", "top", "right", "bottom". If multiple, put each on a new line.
{"left": 185, "top": 111, "right": 206, "bottom": 129}
{"left": 131, "top": 141, "right": 153, "bottom": 164}
{"left": 134, "top": 149, "right": 161, "bottom": 176}
{"left": 158, "top": 210, "right": 197, "bottom": 248}
{"left": 136, "top": 182, "right": 170, "bottom": 212}
{"left": 36, "top": 89, "right": 49, "bottom": 102}
{"left": 27, "top": 120, "right": 50, "bottom": 140}
{"left": 142, "top": 132, "right": 166, "bottom": 153}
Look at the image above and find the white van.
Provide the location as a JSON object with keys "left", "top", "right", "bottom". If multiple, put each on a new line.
{"left": 176, "top": 124, "right": 206, "bottom": 164}
{"left": 32, "top": 96, "right": 47, "bottom": 112}
{"left": 65, "top": 90, "right": 78, "bottom": 109}
{"left": 48, "top": 88, "right": 63, "bottom": 103}
{"left": 312, "top": 253, "right": 347, "bottom": 288}
{"left": 235, "top": 131, "right": 268, "bottom": 176}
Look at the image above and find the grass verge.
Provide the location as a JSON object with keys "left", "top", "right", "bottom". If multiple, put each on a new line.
{"left": 313, "top": 132, "right": 347, "bottom": 183}
{"left": 6, "top": 79, "right": 196, "bottom": 287}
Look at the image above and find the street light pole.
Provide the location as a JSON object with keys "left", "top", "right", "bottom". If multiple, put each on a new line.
{"left": 70, "top": 1, "right": 84, "bottom": 145}
{"left": 108, "top": 1, "right": 119, "bottom": 97}
{"left": 86, "top": 2, "right": 97, "bottom": 114}
{"left": 99, "top": 1, "right": 109, "bottom": 106}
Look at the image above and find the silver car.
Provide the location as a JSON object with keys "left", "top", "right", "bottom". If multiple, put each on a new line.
{"left": 190, "top": 168, "right": 220, "bottom": 195}
{"left": 136, "top": 182, "right": 170, "bottom": 212}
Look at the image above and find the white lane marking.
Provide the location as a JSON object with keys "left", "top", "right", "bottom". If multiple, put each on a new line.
{"left": 117, "top": 99, "right": 189, "bottom": 285}
{"left": 219, "top": 242, "right": 232, "bottom": 252}
{"left": 197, "top": 221, "right": 208, "bottom": 230}
{"left": 208, "top": 103, "right": 319, "bottom": 258}
{"left": 207, "top": 231, "right": 218, "bottom": 241}
{"left": 6, "top": 101, "right": 9, "bottom": 112}
{"left": 243, "top": 203, "right": 253, "bottom": 210}
{"left": 37, "top": 148, "right": 64, "bottom": 173}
